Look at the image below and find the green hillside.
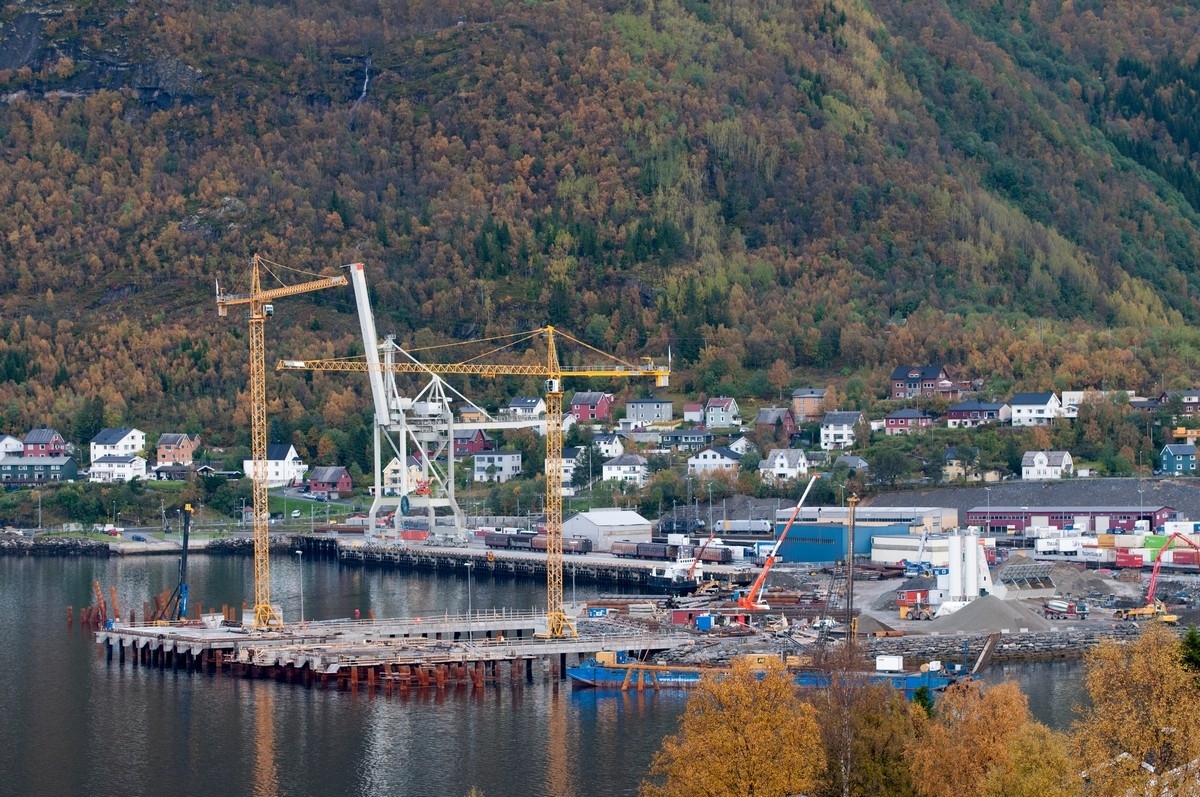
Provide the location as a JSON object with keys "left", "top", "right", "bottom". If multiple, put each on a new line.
{"left": 0, "top": 0, "right": 1197, "bottom": 459}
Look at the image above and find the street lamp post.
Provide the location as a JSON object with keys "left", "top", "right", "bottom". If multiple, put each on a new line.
{"left": 985, "top": 487, "right": 991, "bottom": 534}
{"left": 464, "top": 561, "right": 474, "bottom": 644}
{"left": 295, "top": 549, "right": 304, "bottom": 622}
{"left": 36, "top": 490, "right": 41, "bottom": 531}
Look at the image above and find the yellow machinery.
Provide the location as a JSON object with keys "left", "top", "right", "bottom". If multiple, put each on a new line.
{"left": 217, "top": 254, "right": 348, "bottom": 628}
{"left": 1114, "top": 599, "right": 1177, "bottom": 624}
{"left": 278, "top": 326, "right": 668, "bottom": 637}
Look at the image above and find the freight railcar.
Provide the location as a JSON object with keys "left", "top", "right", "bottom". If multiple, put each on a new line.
{"left": 610, "top": 541, "right": 641, "bottom": 558}
{"left": 636, "top": 542, "right": 681, "bottom": 560}
{"left": 529, "top": 535, "right": 594, "bottom": 554}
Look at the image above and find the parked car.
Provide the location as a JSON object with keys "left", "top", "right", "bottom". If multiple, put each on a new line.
{"left": 131, "top": 534, "right": 146, "bottom": 542}
{"left": 291, "top": 509, "right": 302, "bottom": 519}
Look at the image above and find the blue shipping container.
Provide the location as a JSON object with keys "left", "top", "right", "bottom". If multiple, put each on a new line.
{"left": 587, "top": 608, "right": 609, "bottom": 618}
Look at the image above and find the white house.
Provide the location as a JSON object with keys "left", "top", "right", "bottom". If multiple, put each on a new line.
{"left": 557, "top": 446, "right": 587, "bottom": 488}
{"left": 704, "top": 397, "right": 741, "bottom": 429}
{"left": 1021, "top": 450, "right": 1074, "bottom": 480}
{"left": 243, "top": 443, "right": 308, "bottom": 487}
{"left": 593, "top": 433, "right": 624, "bottom": 459}
{"left": 473, "top": 450, "right": 522, "bottom": 483}
{"left": 683, "top": 402, "right": 704, "bottom": 423}
{"left": 625, "top": 398, "right": 673, "bottom": 426}
{"left": 90, "top": 427, "right": 146, "bottom": 463}
{"left": 688, "top": 446, "right": 742, "bottom": 475}
{"left": 727, "top": 436, "right": 756, "bottom": 456}
{"left": 1061, "top": 389, "right": 1132, "bottom": 419}
{"left": 0, "top": 434, "right": 23, "bottom": 457}
{"left": 501, "top": 396, "right": 546, "bottom": 418}
{"left": 1009, "top": 392, "right": 1062, "bottom": 426}
{"left": 602, "top": 454, "right": 649, "bottom": 487}
{"left": 759, "top": 449, "right": 809, "bottom": 483}
{"left": 89, "top": 454, "right": 148, "bottom": 483}
{"left": 820, "top": 411, "right": 864, "bottom": 450}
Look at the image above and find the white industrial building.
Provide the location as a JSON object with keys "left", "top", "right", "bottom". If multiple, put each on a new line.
{"left": 563, "top": 508, "right": 652, "bottom": 552}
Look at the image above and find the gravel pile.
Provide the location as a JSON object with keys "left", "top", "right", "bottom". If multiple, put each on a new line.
{"left": 924, "top": 594, "right": 1053, "bottom": 634}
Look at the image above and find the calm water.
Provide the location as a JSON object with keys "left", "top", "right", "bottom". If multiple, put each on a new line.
{"left": 0, "top": 554, "right": 1086, "bottom": 797}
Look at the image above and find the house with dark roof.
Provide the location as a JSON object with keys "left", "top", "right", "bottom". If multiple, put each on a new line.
{"left": 1161, "top": 444, "right": 1198, "bottom": 474}
{"left": 790, "top": 388, "right": 827, "bottom": 422}
{"left": 0, "top": 454, "right": 78, "bottom": 484}
{"left": 242, "top": 443, "right": 308, "bottom": 487}
{"left": 820, "top": 411, "right": 865, "bottom": 450}
{"left": 453, "top": 428, "right": 493, "bottom": 459}
{"left": 884, "top": 409, "right": 932, "bottom": 436}
{"left": 890, "top": 365, "right": 950, "bottom": 399}
{"left": 602, "top": 454, "right": 649, "bottom": 487}
{"left": 90, "top": 427, "right": 146, "bottom": 464}
{"left": 759, "top": 449, "right": 809, "bottom": 483}
{"left": 23, "top": 428, "right": 68, "bottom": 458}
{"left": 624, "top": 398, "right": 674, "bottom": 427}
{"left": 309, "top": 465, "right": 352, "bottom": 498}
{"left": 569, "top": 391, "right": 614, "bottom": 423}
{"left": 1009, "top": 392, "right": 1062, "bottom": 426}
{"left": 501, "top": 396, "right": 546, "bottom": 418}
{"left": 156, "top": 433, "right": 199, "bottom": 466}
{"left": 659, "top": 429, "right": 714, "bottom": 452}
{"left": 754, "top": 407, "right": 796, "bottom": 439}
{"left": 687, "top": 446, "right": 742, "bottom": 475}
{"left": 946, "top": 401, "right": 1010, "bottom": 428}
{"left": 1160, "top": 390, "right": 1200, "bottom": 416}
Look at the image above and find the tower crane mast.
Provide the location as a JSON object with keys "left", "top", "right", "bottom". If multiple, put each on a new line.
{"left": 217, "top": 254, "right": 348, "bottom": 628}
{"left": 279, "top": 326, "right": 669, "bottom": 638}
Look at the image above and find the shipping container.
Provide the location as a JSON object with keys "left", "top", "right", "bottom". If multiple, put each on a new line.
{"left": 1172, "top": 550, "right": 1198, "bottom": 566}
{"left": 1115, "top": 551, "right": 1144, "bottom": 569}
{"left": 1096, "top": 534, "right": 1116, "bottom": 548}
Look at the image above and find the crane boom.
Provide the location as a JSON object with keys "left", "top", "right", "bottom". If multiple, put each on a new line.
{"left": 1146, "top": 532, "right": 1200, "bottom": 607}
{"left": 738, "top": 475, "right": 818, "bottom": 610}
{"left": 217, "top": 254, "right": 348, "bottom": 628}
{"left": 278, "top": 325, "right": 668, "bottom": 638}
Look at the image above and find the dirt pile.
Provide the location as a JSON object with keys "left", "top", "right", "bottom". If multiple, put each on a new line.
{"left": 924, "top": 595, "right": 1053, "bottom": 634}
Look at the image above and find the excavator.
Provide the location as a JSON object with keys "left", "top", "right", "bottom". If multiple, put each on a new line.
{"left": 736, "top": 475, "right": 818, "bottom": 610}
{"left": 1113, "top": 532, "right": 1200, "bottom": 623}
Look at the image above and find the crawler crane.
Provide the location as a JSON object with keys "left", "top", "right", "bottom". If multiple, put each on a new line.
{"left": 216, "top": 254, "right": 347, "bottom": 628}
{"left": 280, "top": 326, "right": 669, "bottom": 637}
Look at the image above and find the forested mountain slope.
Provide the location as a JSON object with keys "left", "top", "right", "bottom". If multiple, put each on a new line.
{"left": 0, "top": 0, "right": 1196, "bottom": 458}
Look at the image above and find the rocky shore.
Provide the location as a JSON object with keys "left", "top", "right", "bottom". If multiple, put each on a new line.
{"left": 0, "top": 536, "right": 111, "bottom": 556}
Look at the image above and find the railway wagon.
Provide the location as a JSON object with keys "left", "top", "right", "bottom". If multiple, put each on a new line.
{"left": 697, "top": 546, "right": 735, "bottom": 564}
{"left": 529, "top": 535, "right": 594, "bottom": 554}
{"left": 636, "top": 542, "right": 681, "bottom": 560}
{"left": 610, "top": 541, "right": 641, "bottom": 557}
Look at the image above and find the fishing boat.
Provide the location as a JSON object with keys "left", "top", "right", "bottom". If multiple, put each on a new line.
{"left": 645, "top": 559, "right": 705, "bottom": 596}
{"left": 566, "top": 651, "right": 962, "bottom": 698}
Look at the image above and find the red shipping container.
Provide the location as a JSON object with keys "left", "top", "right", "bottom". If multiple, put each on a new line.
{"left": 1171, "top": 550, "right": 1198, "bottom": 566}
{"left": 1115, "top": 552, "right": 1144, "bottom": 568}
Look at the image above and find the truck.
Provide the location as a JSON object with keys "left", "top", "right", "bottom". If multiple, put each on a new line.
{"left": 1042, "top": 598, "right": 1089, "bottom": 620}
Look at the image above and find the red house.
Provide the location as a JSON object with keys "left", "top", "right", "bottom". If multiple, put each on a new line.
{"left": 454, "top": 429, "right": 494, "bottom": 459}
{"left": 308, "top": 466, "right": 352, "bottom": 499}
{"left": 569, "top": 391, "right": 614, "bottom": 423}
{"left": 884, "top": 409, "right": 933, "bottom": 436}
{"left": 23, "top": 427, "right": 68, "bottom": 457}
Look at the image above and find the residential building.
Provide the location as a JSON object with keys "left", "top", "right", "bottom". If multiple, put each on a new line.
{"left": 382, "top": 457, "right": 406, "bottom": 495}
{"left": 1021, "top": 450, "right": 1074, "bottom": 480}
{"left": 625, "top": 398, "right": 673, "bottom": 426}
{"left": 569, "top": 391, "right": 614, "bottom": 423}
{"left": 557, "top": 447, "right": 587, "bottom": 487}
{"left": 1160, "top": 390, "right": 1200, "bottom": 417}
{"left": 0, "top": 454, "right": 78, "bottom": 484}
{"left": 242, "top": 443, "right": 308, "bottom": 487}
{"left": 820, "top": 411, "right": 864, "bottom": 450}
{"left": 458, "top": 405, "right": 488, "bottom": 424}
{"left": 835, "top": 454, "right": 871, "bottom": 473}
{"left": 890, "top": 365, "right": 952, "bottom": 399}
{"left": 727, "top": 436, "right": 756, "bottom": 456}
{"left": 704, "top": 397, "right": 741, "bottom": 429}
{"left": 1009, "top": 392, "right": 1062, "bottom": 426}
{"left": 759, "top": 449, "right": 809, "bottom": 483}
{"left": 790, "top": 388, "right": 827, "bottom": 423}
{"left": 152, "top": 464, "right": 192, "bottom": 481}
{"left": 1161, "top": 444, "right": 1198, "bottom": 474}
{"left": 309, "top": 465, "right": 352, "bottom": 498}
{"left": 602, "top": 454, "right": 649, "bottom": 487}
{"left": 593, "top": 433, "right": 624, "bottom": 459}
{"left": 884, "top": 409, "right": 932, "bottom": 436}
{"left": 687, "top": 446, "right": 742, "bottom": 475}
{"left": 0, "top": 434, "right": 23, "bottom": 457}
{"left": 683, "top": 403, "right": 704, "bottom": 424}
{"left": 659, "top": 429, "right": 714, "bottom": 452}
{"left": 156, "top": 433, "right": 199, "bottom": 466}
{"left": 501, "top": 397, "right": 546, "bottom": 418}
{"left": 453, "top": 429, "right": 493, "bottom": 459}
{"left": 945, "top": 401, "right": 1010, "bottom": 428}
{"left": 90, "top": 427, "right": 146, "bottom": 464}
{"left": 754, "top": 407, "right": 796, "bottom": 439}
{"left": 23, "top": 427, "right": 68, "bottom": 458}
{"left": 474, "top": 450, "right": 522, "bottom": 483}
{"left": 89, "top": 454, "right": 148, "bottom": 483}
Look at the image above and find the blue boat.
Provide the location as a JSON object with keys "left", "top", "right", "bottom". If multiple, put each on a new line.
{"left": 566, "top": 652, "right": 961, "bottom": 698}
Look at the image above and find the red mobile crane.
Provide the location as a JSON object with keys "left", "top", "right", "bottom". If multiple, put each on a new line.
{"left": 737, "top": 475, "right": 819, "bottom": 610}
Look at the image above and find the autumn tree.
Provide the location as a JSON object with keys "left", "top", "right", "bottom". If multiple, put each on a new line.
{"left": 981, "top": 722, "right": 1079, "bottom": 797}
{"left": 908, "top": 680, "right": 1033, "bottom": 797}
{"left": 640, "top": 658, "right": 825, "bottom": 797}
{"left": 1072, "top": 624, "right": 1200, "bottom": 796}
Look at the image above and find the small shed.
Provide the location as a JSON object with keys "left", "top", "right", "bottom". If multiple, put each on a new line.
{"left": 563, "top": 508, "right": 653, "bottom": 552}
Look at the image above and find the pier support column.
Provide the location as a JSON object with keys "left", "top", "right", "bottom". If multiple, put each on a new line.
{"left": 526, "top": 658, "right": 534, "bottom": 683}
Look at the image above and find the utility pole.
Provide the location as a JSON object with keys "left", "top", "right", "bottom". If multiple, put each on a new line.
{"left": 707, "top": 482, "right": 713, "bottom": 531}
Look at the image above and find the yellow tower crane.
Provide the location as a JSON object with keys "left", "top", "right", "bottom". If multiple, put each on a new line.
{"left": 278, "top": 327, "right": 669, "bottom": 637}
{"left": 217, "top": 254, "right": 348, "bottom": 628}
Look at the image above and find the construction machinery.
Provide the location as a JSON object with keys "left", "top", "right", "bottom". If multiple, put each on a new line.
{"left": 903, "top": 531, "right": 932, "bottom": 578}
{"left": 1113, "top": 532, "right": 1200, "bottom": 624}
{"left": 279, "top": 323, "right": 668, "bottom": 638}
{"left": 216, "top": 254, "right": 348, "bottom": 628}
{"left": 736, "top": 475, "right": 818, "bottom": 611}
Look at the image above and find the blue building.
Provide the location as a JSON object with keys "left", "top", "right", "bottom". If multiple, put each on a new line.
{"left": 775, "top": 520, "right": 912, "bottom": 564}
{"left": 1161, "top": 444, "right": 1197, "bottom": 474}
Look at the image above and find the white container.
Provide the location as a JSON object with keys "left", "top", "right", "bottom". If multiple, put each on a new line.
{"left": 875, "top": 655, "right": 904, "bottom": 673}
